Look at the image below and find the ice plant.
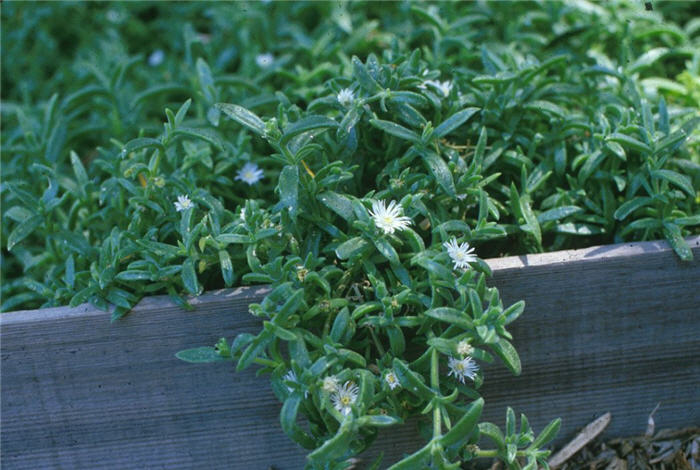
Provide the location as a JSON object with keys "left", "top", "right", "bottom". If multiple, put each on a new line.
{"left": 448, "top": 356, "right": 479, "bottom": 383}
{"left": 384, "top": 371, "right": 400, "bottom": 390}
{"left": 173, "top": 195, "right": 193, "bottom": 212}
{"left": 436, "top": 80, "right": 453, "bottom": 97}
{"left": 369, "top": 200, "right": 412, "bottom": 235}
{"left": 336, "top": 88, "right": 354, "bottom": 106}
{"left": 148, "top": 49, "right": 164, "bottom": 67}
{"left": 283, "top": 370, "right": 298, "bottom": 392}
{"left": 457, "top": 339, "right": 473, "bottom": 357}
{"left": 443, "top": 238, "right": 477, "bottom": 270}
{"left": 421, "top": 79, "right": 453, "bottom": 97}
{"left": 255, "top": 53, "right": 274, "bottom": 68}
{"left": 8, "top": 2, "right": 697, "bottom": 467}
{"left": 14, "top": 3, "right": 681, "bottom": 465}
{"left": 235, "top": 162, "right": 264, "bottom": 185}
{"left": 322, "top": 375, "right": 339, "bottom": 393}
{"left": 331, "top": 381, "right": 359, "bottom": 416}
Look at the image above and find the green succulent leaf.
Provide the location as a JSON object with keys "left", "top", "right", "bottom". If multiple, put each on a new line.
{"left": 217, "top": 103, "right": 266, "bottom": 136}
{"left": 425, "top": 307, "right": 474, "bottom": 329}
{"left": 434, "top": 107, "right": 480, "bottom": 137}
{"left": 491, "top": 337, "right": 522, "bottom": 375}
{"left": 529, "top": 418, "right": 562, "bottom": 449}
{"left": 439, "top": 397, "right": 484, "bottom": 447}
{"left": 370, "top": 119, "right": 420, "bottom": 143}
{"left": 393, "top": 358, "right": 434, "bottom": 400}
{"left": 7, "top": 215, "right": 42, "bottom": 251}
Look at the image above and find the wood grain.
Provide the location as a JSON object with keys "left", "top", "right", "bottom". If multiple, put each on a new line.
{"left": 2, "top": 237, "right": 699, "bottom": 469}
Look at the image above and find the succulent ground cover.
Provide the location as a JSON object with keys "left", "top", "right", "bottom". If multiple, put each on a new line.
{"left": 1, "top": 2, "right": 699, "bottom": 469}
{"left": 2, "top": 1, "right": 699, "bottom": 313}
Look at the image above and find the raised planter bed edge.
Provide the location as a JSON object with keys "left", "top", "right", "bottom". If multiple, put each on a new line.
{"left": 2, "top": 236, "right": 699, "bottom": 469}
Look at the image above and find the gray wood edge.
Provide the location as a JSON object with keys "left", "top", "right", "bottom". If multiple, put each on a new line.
{"left": 487, "top": 235, "right": 700, "bottom": 271}
{"left": 2, "top": 236, "right": 698, "bottom": 469}
{"left": 0, "top": 286, "right": 271, "bottom": 324}
{"left": 3, "top": 236, "right": 697, "bottom": 322}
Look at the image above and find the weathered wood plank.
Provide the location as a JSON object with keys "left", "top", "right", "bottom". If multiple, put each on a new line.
{"left": 481, "top": 236, "right": 700, "bottom": 448}
{"left": 1, "top": 237, "right": 699, "bottom": 469}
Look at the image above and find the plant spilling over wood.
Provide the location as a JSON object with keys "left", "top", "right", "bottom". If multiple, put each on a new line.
{"left": 2, "top": 1, "right": 699, "bottom": 469}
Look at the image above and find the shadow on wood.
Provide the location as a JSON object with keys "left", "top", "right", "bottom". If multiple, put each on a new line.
{"left": 2, "top": 237, "right": 699, "bottom": 469}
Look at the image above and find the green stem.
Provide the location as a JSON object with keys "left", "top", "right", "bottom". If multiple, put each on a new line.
{"left": 368, "top": 327, "right": 386, "bottom": 357}
{"left": 253, "top": 357, "right": 277, "bottom": 368}
{"left": 475, "top": 449, "right": 527, "bottom": 459}
{"left": 430, "top": 347, "right": 441, "bottom": 439}
{"left": 475, "top": 449, "right": 498, "bottom": 458}
{"left": 360, "top": 92, "right": 385, "bottom": 105}
{"left": 149, "top": 150, "right": 162, "bottom": 176}
{"left": 280, "top": 144, "right": 296, "bottom": 166}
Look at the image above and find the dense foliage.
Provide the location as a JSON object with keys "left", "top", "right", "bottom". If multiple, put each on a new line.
{"left": 2, "top": 2, "right": 698, "bottom": 468}
{"left": 2, "top": 1, "right": 698, "bottom": 313}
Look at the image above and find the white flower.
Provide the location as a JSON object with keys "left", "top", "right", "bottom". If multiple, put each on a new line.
{"left": 296, "top": 265, "right": 309, "bottom": 282}
{"left": 421, "top": 79, "right": 453, "bottom": 97}
{"left": 434, "top": 80, "right": 453, "bottom": 97}
{"left": 369, "top": 200, "right": 412, "bottom": 235}
{"left": 256, "top": 53, "right": 274, "bottom": 68}
{"left": 283, "top": 370, "right": 310, "bottom": 397}
{"left": 443, "top": 238, "right": 477, "bottom": 270}
{"left": 384, "top": 371, "right": 400, "bottom": 390}
{"left": 337, "top": 88, "right": 355, "bottom": 106}
{"left": 283, "top": 370, "right": 309, "bottom": 397}
{"left": 457, "top": 340, "right": 473, "bottom": 357}
{"left": 148, "top": 50, "right": 164, "bottom": 67}
{"left": 322, "top": 375, "right": 339, "bottom": 393}
{"left": 283, "top": 370, "right": 298, "bottom": 392}
{"left": 235, "top": 162, "right": 264, "bottom": 185}
{"left": 174, "top": 195, "right": 194, "bottom": 212}
{"left": 447, "top": 356, "right": 479, "bottom": 383}
{"left": 331, "top": 381, "right": 359, "bottom": 416}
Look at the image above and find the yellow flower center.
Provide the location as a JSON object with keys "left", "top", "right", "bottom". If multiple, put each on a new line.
{"left": 341, "top": 396, "right": 352, "bottom": 405}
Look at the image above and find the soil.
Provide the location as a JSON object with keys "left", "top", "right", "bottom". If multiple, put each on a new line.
{"left": 551, "top": 427, "right": 699, "bottom": 470}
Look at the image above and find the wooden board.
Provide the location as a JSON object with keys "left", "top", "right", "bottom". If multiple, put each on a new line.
{"left": 2, "top": 237, "right": 699, "bottom": 469}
